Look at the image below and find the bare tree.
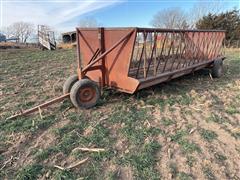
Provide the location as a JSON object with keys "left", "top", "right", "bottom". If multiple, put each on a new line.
{"left": 151, "top": 7, "right": 189, "bottom": 29}
{"left": 7, "top": 22, "right": 35, "bottom": 43}
{"left": 188, "top": 0, "right": 224, "bottom": 28}
{"left": 78, "top": 17, "right": 99, "bottom": 27}
{"left": 151, "top": 1, "right": 225, "bottom": 29}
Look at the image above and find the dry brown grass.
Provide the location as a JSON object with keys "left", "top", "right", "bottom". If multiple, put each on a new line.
{"left": 57, "top": 43, "right": 76, "bottom": 49}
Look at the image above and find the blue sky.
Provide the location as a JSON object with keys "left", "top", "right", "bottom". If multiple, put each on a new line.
{"left": 1, "top": 0, "right": 239, "bottom": 32}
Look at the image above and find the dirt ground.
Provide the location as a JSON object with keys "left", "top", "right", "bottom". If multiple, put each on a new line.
{"left": 0, "top": 48, "right": 239, "bottom": 179}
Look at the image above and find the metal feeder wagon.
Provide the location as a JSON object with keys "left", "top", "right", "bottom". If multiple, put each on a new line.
{"left": 7, "top": 27, "right": 225, "bottom": 119}
{"left": 64, "top": 27, "right": 225, "bottom": 108}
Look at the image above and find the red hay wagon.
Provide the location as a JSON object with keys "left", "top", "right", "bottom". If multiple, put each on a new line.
{"left": 7, "top": 27, "right": 226, "bottom": 119}
{"left": 63, "top": 27, "right": 225, "bottom": 109}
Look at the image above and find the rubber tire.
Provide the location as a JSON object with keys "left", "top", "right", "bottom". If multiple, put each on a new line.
{"left": 63, "top": 75, "right": 79, "bottom": 94}
{"left": 212, "top": 59, "right": 223, "bottom": 78}
{"left": 70, "top": 79, "right": 100, "bottom": 109}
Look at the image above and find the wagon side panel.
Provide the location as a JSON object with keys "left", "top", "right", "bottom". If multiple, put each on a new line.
{"left": 184, "top": 31, "right": 225, "bottom": 61}
{"left": 77, "top": 29, "right": 104, "bottom": 84}
{"left": 126, "top": 29, "right": 225, "bottom": 90}
{"left": 103, "top": 29, "right": 139, "bottom": 93}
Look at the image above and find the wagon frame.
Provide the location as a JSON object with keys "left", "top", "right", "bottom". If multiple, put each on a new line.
{"left": 73, "top": 27, "right": 225, "bottom": 99}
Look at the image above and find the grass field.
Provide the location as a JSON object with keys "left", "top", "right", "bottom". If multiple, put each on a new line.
{"left": 0, "top": 48, "right": 239, "bottom": 179}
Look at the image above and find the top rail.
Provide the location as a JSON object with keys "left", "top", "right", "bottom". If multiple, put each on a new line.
{"left": 136, "top": 27, "right": 226, "bottom": 32}
{"left": 76, "top": 27, "right": 226, "bottom": 33}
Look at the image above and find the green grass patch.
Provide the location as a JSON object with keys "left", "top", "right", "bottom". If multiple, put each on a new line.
{"left": 186, "top": 155, "right": 196, "bottom": 167}
{"left": 144, "top": 93, "right": 192, "bottom": 110}
{"left": 0, "top": 114, "right": 56, "bottom": 133}
{"left": 74, "top": 161, "right": 104, "bottom": 179}
{"left": 177, "top": 94, "right": 193, "bottom": 105}
{"left": 110, "top": 106, "right": 162, "bottom": 145}
{"left": 170, "top": 130, "right": 200, "bottom": 153}
{"left": 200, "top": 129, "right": 218, "bottom": 142}
{"left": 120, "top": 140, "right": 161, "bottom": 179}
{"left": 214, "top": 152, "right": 227, "bottom": 163}
{"left": 178, "top": 139, "right": 201, "bottom": 153}
{"left": 177, "top": 172, "right": 193, "bottom": 180}
{"left": 53, "top": 121, "right": 86, "bottom": 138}
{"left": 203, "top": 167, "right": 216, "bottom": 180}
{"left": 55, "top": 122, "right": 112, "bottom": 155}
{"left": 53, "top": 169, "right": 75, "bottom": 180}
{"left": 106, "top": 170, "right": 119, "bottom": 180}
{"left": 166, "top": 97, "right": 178, "bottom": 106}
{"left": 206, "top": 114, "right": 225, "bottom": 124}
{"left": 51, "top": 113, "right": 94, "bottom": 155}
{"left": 84, "top": 124, "right": 112, "bottom": 147}
{"left": 121, "top": 126, "right": 163, "bottom": 145}
{"left": 57, "top": 131, "right": 80, "bottom": 154}
{"left": 169, "top": 160, "right": 194, "bottom": 179}
{"left": 34, "top": 146, "right": 59, "bottom": 162}
{"left": 146, "top": 98, "right": 166, "bottom": 111}
{"left": 170, "top": 130, "right": 188, "bottom": 142}
{"left": 225, "top": 105, "right": 239, "bottom": 114}
{"left": 16, "top": 164, "right": 44, "bottom": 180}
{"left": 169, "top": 162, "right": 178, "bottom": 178}
{"left": 0, "top": 135, "right": 8, "bottom": 151}
{"left": 232, "top": 132, "right": 240, "bottom": 139}
{"left": 109, "top": 106, "right": 149, "bottom": 124}
{"left": 162, "top": 118, "right": 175, "bottom": 126}
{"left": 59, "top": 100, "right": 73, "bottom": 111}
{"left": 90, "top": 149, "right": 114, "bottom": 162}
{"left": 0, "top": 154, "right": 4, "bottom": 162}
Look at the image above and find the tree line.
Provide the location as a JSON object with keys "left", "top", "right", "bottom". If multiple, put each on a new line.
{"left": 196, "top": 9, "right": 240, "bottom": 45}
{"left": 151, "top": 7, "right": 240, "bottom": 46}
{"left": 5, "top": 22, "right": 35, "bottom": 43}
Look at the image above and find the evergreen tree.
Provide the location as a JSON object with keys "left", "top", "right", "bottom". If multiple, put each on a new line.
{"left": 196, "top": 9, "right": 240, "bottom": 44}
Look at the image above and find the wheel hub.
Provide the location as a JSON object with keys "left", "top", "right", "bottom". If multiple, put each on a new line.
{"left": 79, "top": 87, "right": 96, "bottom": 102}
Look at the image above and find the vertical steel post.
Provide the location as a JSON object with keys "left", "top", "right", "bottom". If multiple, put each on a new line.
{"left": 76, "top": 28, "right": 82, "bottom": 79}
{"left": 136, "top": 32, "right": 146, "bottom": 78}
{"left": 154, "top": 32, "right": 157, "bottom": 76}
{"left": 146, "top": 31, "right": 157, "bottom": 77}
{"left": 143, "top": 31, "right": 147, "bottom": 78}
{"left": 98, "top": 27, "right": 106, "bottom": 87}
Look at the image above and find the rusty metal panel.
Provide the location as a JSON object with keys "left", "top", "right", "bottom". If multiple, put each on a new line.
{"left": 103, "top": 29, "right": 139, "bottom": 93}
{"left": 78, "top": 29, "right": 102, "bottom": 84}
{"left": 77, "top": 28, "right": 139, "bottom": 93}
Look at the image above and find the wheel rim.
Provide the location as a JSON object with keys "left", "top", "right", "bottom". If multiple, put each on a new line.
{"left": 78, "top": 86, "right": 96, "bottom": 103}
